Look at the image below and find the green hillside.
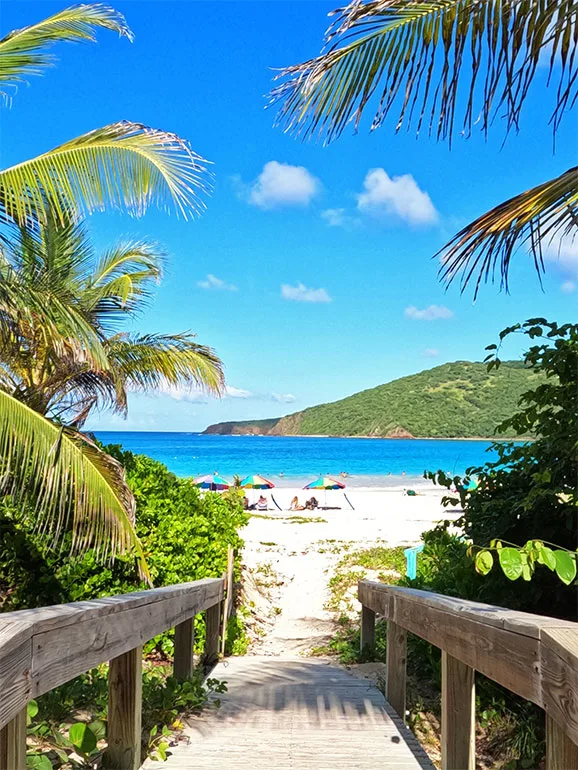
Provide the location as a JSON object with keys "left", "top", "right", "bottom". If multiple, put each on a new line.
{"left": 203, "top": 361, "right": 541, "bottom": 438}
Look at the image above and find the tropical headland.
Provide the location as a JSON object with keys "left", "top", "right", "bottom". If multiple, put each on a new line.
{"left": 204, "top": 360, "right": 539, "bottom": 438}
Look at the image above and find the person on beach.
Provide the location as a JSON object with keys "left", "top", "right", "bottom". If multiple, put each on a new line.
{"left": 256, "top": 495, "right": 268, "bottom": 511}
{"left": 305, "top": 496, "right": 319, "bottom": 510}
{"left": 289, "top": 496, "right": 305, "bottom": 511}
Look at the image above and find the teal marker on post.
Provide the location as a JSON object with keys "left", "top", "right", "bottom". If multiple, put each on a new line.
{"left": 404, "top": 544, "right": 424, "bottom": 580}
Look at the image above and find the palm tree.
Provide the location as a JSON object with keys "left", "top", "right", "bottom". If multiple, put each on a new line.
{"left": 0, "top": 213, "right": 224, "bottom": 425}
{"left": 271, "top": 0, "right": 578, "bottom": 296}
{"left": 0, "top": 4, "right": 213, "bottom": 568}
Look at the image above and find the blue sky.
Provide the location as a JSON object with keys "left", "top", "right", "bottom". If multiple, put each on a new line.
{"left": 4, "top": 1, "right": 577, "bottom": 431}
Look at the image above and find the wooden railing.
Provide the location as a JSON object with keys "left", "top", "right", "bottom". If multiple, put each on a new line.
{"left": 0, "top": 576, "right": 228, "bottom": 770}
{"left": 358, "top": 581, "right": 578, "bottom": 770}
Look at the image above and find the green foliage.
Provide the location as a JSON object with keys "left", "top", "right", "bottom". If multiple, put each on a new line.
{"left": 26, "top": 665, "right": 227, "bottom": 767}
{"left": 428, "top": 319, "right": 578, "bottom": 614}
{"left": 207, "top": 360, "right": 542, "bottom": 438}
{"left": 0, "top": 446, "right": 248, "bottom": 616}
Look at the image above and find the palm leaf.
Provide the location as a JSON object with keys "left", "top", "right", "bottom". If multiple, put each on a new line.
{"left": 0, "top": 4, "right": 132, "bottom": 97}
{"left": 271, "top": 0, "right": 578, "bottom": 144}
{"left": 1, "top": 121, "right": 211, "bottom": 225}
{"left": 107, "top": 332, "right": 225, "bottom": 402}
{"left": 0, "top": 389, "right": 150, "bottom": 580}
{"left": 439, "top": 166, "right": 578, "bottom": 296}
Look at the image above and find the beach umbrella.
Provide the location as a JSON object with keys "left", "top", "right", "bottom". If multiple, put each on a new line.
{"left": 303, "top": 476, "right": 346, "bottom": 507}
{"left": 239, "top": 474, "right": 279, "bottom": 509}
{"left": 303, "top": 476, "right": 346, "bottom": 491}
{"left": 239, "top": 474, "right": 275, "bottom": 489}
{"left": 194, "top": 474, "right": 230, "bottom": 491}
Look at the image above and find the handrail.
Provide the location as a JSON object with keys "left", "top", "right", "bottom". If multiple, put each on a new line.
{"left": 358, "top": 580, "right": 578, "bottom": 770}
{"left": 0, "top": 577, "right": 226, "bottom": 769}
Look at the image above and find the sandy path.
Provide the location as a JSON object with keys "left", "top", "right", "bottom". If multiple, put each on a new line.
{"left": 240, "top": 487, "right": 457, "bottom": 656}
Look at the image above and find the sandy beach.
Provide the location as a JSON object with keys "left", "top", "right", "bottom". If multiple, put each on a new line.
{"left": 240, "top": 484, "right": 461, "bottom": 656}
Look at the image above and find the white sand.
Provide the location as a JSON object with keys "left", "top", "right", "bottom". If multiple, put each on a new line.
{"left": 240, "top": 486, "right": 460, "bottom": 656}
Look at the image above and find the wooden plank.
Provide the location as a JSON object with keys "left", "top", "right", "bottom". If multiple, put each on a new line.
{"left": 392, "top": 593, "right": 542, "bottom": 705}
{"left": 104, "top": 647, "right": 142, "bottom": 770}
{"left": 31, "top": 579, "right": 223, "bottom": 697}
{"left": 0, "top": 623, "right": 32, "bottom": 730}
{"left": 143, "top": 656, "right": 435, "bottom": 770}
{"left": 441, "top": 651, "right": 475, "bottom": 770}
{"left": 221, "top": 546, "right": 235, "bottom": 655}
{"left": 0, "top": 707, "right": 26, "bottom": 770}
{"left": 174, "top": 618, "right": 195, "bottom": 680}
{"left": 541, "top": 628, "right": 578, "bottom": 747}
{"left": 204, "top": 602, "right": 221, "bottom": 667}
{"left": 546, "top": 715, "right": 578, "bottom": 770}
{"left": 360, "top": 605, "right": 375, "bottom": 654}
{"left": 386, "top": 621, "right": 407, "bottom": 722}
{"left": 359, "top": 581, "right": 577, "bottom": 639}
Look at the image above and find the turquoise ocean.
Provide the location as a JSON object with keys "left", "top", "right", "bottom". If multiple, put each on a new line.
{"left": 94, "top": 433, "right": 503, "bottom": 488}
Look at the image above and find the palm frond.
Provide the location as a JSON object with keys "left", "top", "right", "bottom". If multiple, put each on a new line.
{"left": 0, "top": 4, "right": 132, "bottom": 96}
{"left": 0, "top": 389, "right": 150, "bottom": 580}
{"left": 107, "top": 332, "right": 225, "bottom": 400}
{"left": 271, "top": 0, "right": 578, "bottom": 144}
{"left": 0, "top": 121, "right": 212, "bottom": 225}
{"left": 438, "top": 166, "right": 578, "bottom": 296}
{"left": 85, "top": 240, "right": 164, "bottom": 319}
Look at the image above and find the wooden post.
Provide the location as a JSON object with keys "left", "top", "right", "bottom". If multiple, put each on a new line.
{"left": 441, "top": 650, "right": 475, "bottom": 770}
{"left": 104, "top": 646, "right": 142, "bottom": 770}
{"left": 204, "top": 602, "right": 221, "bottom": 667}
{"left": 386, "top": 620, "right": 407, "bottom": 722}
{"left": 174, "top": 617, "right": 195, "bottom": 680}
{"left": 221, "top": 546, "right": 235, "bottom": 655}
{"left": 546, "top": 714, "right": 578, "bottom": 770}
{"left": 360, "top": 605, "right": 375, "bottom": 654}
{"left": 0, "top": 707, "right": 26, "bottom": 770}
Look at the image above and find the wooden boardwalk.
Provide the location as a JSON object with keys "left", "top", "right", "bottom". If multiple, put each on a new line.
{"left": 154, "top": 656, "right": 434, "bottom": 769}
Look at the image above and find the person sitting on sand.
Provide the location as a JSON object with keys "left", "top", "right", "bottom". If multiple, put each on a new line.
{"left": 305, "top": 496, "right": 319, "bottom": 510}
{"left": 242, "top": 496, "right": 249, "bottom": 510}
{"left": 255, "top": 495, "right": 268, "bottom": 511}
{"left": 289, "top": 496, "right": 305, "bottom": 511}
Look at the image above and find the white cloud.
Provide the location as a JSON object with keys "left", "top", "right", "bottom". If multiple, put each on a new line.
{"left": 561, "top": 280, "right": 576, "bottom": 294}
{"left": 246, "top": 161, "right": 320, "bottom": 209}
{"left": 405, "top": 305, "right": 454, "bottom": 321}
{"left": 423, "top": 348, "right": 440, "bottom": 357}
{"left": 357, "top": 168, "right": 438, "bottom": 225}
{"left": 197, "top": 273, "right": 237, "bottom": 291}
{"left": 281, "top": 283, "right": 332, "bottom": 303}
{"left": 225, "top": 386, "right": 254, "bottom": 399}
{"left": 543, "top": 232, "right": 578, "bottom": 277}
{"left": 321, "top": 208, "right": 361, "bottom": 230}
{"left": 157, "top": 383, "right": 208, "bottom": 403}
{"left": 272, "top": 393, "right": 296, "bottom": 403}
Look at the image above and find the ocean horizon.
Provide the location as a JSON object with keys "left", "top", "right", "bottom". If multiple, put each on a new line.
{"left": 94, "top": 432, "right": 507, "bottom": 487}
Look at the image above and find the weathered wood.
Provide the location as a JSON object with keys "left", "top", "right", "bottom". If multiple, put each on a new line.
{"left": 146, "top": 656, "right": 435, "bottom": 770}
{"left": 546, "top": 714, "right": 578, "bottom": 769}
{"left": 441, "top": 651, "right": 475, "bottom": 770}
{"left": 0, "top": 707, "right": 26, "bottom": 770}
{"left": 221, "top": 546, "right": 235, "bottom": 655}
{"left": 0, "top": 622, "right": 32, "bottom": 729}
{"left": 174, "top": 618, "right": 195, "bottom": 680}
{"left": 360, "top": 605, "right": 375, "bottom": 653}
{"left": 359, "top": 580, "right": 542, "bottom": 705}
{"left": 204, "top": 602, "right": 221, "bottom": 666}
{"left": 386, "top": 621, "right": 407, "bottom": 721}
{"left": 104, "top": 647, "right": 142, "bottom": 770}
{"left": 31, "top": 578, "right": 223, "bottom": 699}
{"left": 541, "top": 628, "right": 578, "bottom": 747}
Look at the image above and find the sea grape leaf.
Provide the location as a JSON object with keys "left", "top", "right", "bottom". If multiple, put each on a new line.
{"left": 475, "top": 550, "right": 493, "bottom": 575}
{"left": 68, "top": 723, "right": 97, "bottom": 755}
{"left": 554, "top": 551, "right": 577, "bottom": 585}
{"left": 498, "top": 548, "right": 524, "bottom": 580}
